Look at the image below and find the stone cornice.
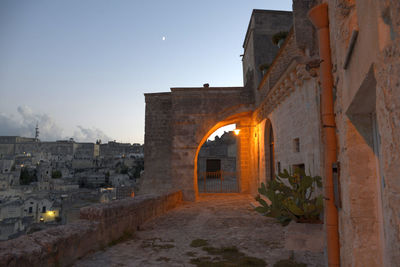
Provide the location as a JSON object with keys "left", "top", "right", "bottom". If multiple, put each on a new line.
{"left": 255, "top": 62, "right": 316, "bottom": 122}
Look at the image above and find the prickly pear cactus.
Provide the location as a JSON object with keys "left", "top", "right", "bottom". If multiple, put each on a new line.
{"left": 255, "top": 168, "right": 323, "bottom": 226}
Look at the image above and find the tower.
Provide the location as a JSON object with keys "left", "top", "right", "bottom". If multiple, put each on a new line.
{"left": 35, "top": 123, "right": 39, "bottom": 141}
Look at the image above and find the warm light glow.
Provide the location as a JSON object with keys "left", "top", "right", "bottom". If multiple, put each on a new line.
{"left": 234, "top": 129, "right": 241, "bottom": 135}
{"left": 46, "top": 211, "right": 56, "bottom": 217}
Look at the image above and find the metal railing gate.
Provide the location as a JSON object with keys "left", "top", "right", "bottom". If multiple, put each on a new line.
{"left": 197, "top": 171, "right": 239, "bottom": 193}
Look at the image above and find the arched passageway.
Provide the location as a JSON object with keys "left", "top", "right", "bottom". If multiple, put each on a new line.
{"left": 192, "top": 112, "right": 253, "bottom": 200}
{"left": 142, "top": 86, "right": 255, "bottom": 201}
{"left": 196, "top": 124, "right": 239, "bottom": 193}
{"left": 264, "top": 120, "right": 275, "bottom": 181}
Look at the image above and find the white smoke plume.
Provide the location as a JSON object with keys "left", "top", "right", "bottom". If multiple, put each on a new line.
{"left": 0, "top": 106, "right": 111, "bottom": 142}
{"left": 72, "top": 126, "right": 111, "bottom": 143}
{"left": 0, "top": 106, "right": 63, "bottom": 140}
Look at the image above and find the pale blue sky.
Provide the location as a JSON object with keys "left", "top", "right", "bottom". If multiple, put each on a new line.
{"left": 0, "top": 0, "right": 292, "bottom": 143}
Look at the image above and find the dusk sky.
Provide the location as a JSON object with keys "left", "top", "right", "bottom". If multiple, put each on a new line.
{"left": 0, "top": 0, "right": 292, "bottom": 144}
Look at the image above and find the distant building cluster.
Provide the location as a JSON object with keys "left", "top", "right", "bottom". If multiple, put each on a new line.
{"left": 0, "top": 136, "right": 143, "bottom": 240}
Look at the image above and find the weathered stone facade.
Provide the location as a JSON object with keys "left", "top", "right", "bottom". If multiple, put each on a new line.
{"left": 197, "top": 138, "right": 237, "bottom": 175}
{"left": 143, "top": 1, "right": 400, "bottom": 265}
{"left": 242, "top": 9, "right": 293, "bottom": 103}
{"left": 324, "top": 0, "right": 400, "bottom": 265}
{"left": 142, "top": 87, "right": 253, "bottom": 200}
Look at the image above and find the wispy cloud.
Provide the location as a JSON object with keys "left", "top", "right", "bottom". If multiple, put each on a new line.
{"left": 0, "top": 106, "right": 111, "bottom": 142}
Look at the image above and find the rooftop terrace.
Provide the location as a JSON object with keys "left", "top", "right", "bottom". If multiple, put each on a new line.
{"left": 75, "top": 194, "right": 325, "bottom": 266}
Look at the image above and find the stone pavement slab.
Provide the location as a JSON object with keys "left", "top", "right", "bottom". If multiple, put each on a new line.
{"left": 74, "top": 194, "right": 325, "bottom": 266}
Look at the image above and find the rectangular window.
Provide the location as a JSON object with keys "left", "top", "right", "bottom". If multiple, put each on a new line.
{"left": 42, "top": 206, "right": 46, "bottom": 213}
{"left": 293, "top": 138, "right": 300, "bottom": 152}
{"left": 29, "top": 207, "right": 32, "bottom": 213}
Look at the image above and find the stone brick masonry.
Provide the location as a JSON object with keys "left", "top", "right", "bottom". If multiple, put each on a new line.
{"left": 0, "top": 191, "right": 182, "bottom": 267}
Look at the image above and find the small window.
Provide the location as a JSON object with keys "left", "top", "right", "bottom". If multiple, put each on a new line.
{"left": 277, "top": 162, "right": 281, "bottom": 174}
{"left": 293, "top": 138, "right": 300, "bottom": 152}
{"left": 42, "top": 206, "right": 46, "bottom": 213}
{"left": 29, "top": 207, "right": 32, "bottom": 213}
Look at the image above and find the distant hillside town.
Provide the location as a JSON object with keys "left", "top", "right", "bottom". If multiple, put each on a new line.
{"left": 0, "top": 134, "right": 143, "bottom": 241}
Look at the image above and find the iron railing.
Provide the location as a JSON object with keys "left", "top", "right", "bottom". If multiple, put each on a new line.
{"left": 197, "top": 171, "right": 238, "bottom": 193}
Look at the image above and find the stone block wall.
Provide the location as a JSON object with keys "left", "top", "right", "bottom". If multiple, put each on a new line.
{"left": 142, "top": 86, "right": 254, "bottom": 201}
{"left": 373, "top": 1, "right": 400, "bottom": 264}
{"left": 268, "top": 78, "right": 323, "bottom": 177}
{"left": 0, "top": 144, "right": 14, "bottom": 158}
{"left": 237, "top": 119, "right": 253, "bottom": 194}
{"left": 258, "top": 32, "right": 302, "bottom": 106}
{"left": 326, "top": 0, "right": 400, "bottom": 265}
{"left": 197, "top": 157, "right": 236, "bottom": 174}
{"left": 242, "top": 10, "right": 293, "bottom": 100}
{"left": 141, "top": 93, "right": 173, "bottom": 195}
{"left": 292, "top": 0, "right": 318, "bottom": 54}
{"left": 164, "top": 87, "right": 250, "bottom": 201}
{"left": 0, "top": 191, "right": 182, "bottom": 267}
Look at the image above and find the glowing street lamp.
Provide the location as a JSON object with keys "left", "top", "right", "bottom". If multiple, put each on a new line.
{"left": 233, "top": 129, "right": 240, "bottom": 135}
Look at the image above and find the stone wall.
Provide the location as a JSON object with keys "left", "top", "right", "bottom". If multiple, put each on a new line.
{"left": 197, "top": 141, "right": 237, "bottom": 175}
{"left": 0, "top": 144, "right": 14, "bottom": 158}
{"left": 0, "top": 191, "right": 182, "bottom": 267}
{"left": 197, "top": 157, "right": 236, "bottom": 174}
{"left": 141, "top": 93, "right": 173, "bottom": 195}
{"left": 170, "top": 87, "right": 251, "bottom": 200}
{"left": 142, "top": 87, "right": 253, "bottom": 201}
{"left": 292, "top": 0, "right": 318, "bottom": 54}
{"left": 325, "top": 0, "right": 400, "bottom": 265}
{"left": 247, "top": 62, "right": 323, "bottom": 195}
{"left": 242, "top": 10, "right": 293, "bottom": 101}
{"left": 268, "top": 78, "right": 322, "bottom": 177}
{"left": 257, "top": 31, "right": 300, "bottom": 104}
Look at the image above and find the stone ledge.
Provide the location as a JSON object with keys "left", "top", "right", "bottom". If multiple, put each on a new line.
{"left": 0, "top": 191, "right": 182, "bottom": 267}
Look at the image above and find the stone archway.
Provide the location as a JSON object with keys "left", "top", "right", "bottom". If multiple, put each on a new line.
{"left": 193, "top": 113, "right": 253, "bottom": 197}
{"left": 142, "top": 86, "right": 254, "bottom": 201}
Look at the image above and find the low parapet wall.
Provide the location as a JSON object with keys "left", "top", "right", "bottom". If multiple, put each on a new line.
{"left": 0, "top": 191, "right": 182, "bottom": 267}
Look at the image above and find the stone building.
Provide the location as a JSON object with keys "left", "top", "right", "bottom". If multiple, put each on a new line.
{"left": 0, "top": 137, "right": 99, "bottom": 162}
{"left": 143, "top": 0, "right": 400, "bottom": 266}
{"left": 197, "top": 132, "right": 238, "bottom": 192}
{"left": 242, "top": 10, "right": 293, "bottom": 102}
{"left": 0, "top": 195, "right": 59, "bottom": 240}
{"left": 99, "top": 141, "right": 143, "bottom": 159}
{"left": 197, "top": 131, "right": 237, "bottom": 175}
{"left": 318, "top": 1, "right": 400, "bottom": 266}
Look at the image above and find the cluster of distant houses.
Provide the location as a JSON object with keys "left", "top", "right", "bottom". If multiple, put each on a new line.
{"left": 0, "top": 136, "right": 144, "bottom": 240}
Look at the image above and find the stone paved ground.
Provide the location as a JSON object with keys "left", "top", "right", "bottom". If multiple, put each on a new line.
{"left": 74, "top": 194, "right": 325, "bottom": 267}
